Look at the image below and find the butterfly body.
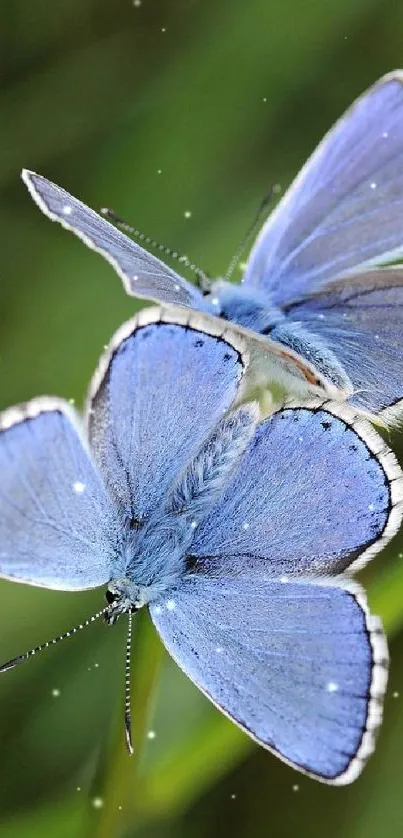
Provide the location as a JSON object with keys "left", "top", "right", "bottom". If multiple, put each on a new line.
{"left": 205, "top": 279, "right": 354, "bottom": 397}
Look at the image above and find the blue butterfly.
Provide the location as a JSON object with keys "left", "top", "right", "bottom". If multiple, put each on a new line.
{"left": 22, "top": 70, "right": 403, "bottom": 424}
{"left": 1, "top": 306, "right": 402, "bottom": 783}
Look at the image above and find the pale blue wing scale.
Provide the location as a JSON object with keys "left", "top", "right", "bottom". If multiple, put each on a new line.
{"left": 150, "top": 577, "right": 387, "bottom": 783}
{"left": 243, "top": 72, "right": 403, "bottom": 303}
{"left": 22, "top": 170, "right": 205, "bottom": 309}
{"left": 0, "top": 399, "right": 120, "bottom": 590}
{"left": 87, "top": 309, "right": 248, "bottom": 522}
{"left": 284, "top": 267, "right": 403, "bottom": 416}
{"left": 190, "top": 403, "right": 403, "bottom": 576}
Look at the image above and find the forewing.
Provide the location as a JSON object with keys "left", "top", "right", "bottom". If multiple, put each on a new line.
{"left": 190, "top": 400, "right": 403, "bottom": 577}
{"left": 151, "top": 577, "right": 387, "bottom": 783}
{"left": 87, "top": 306, "right": 248, "bottom": 522}
{"left": 285, "top": 266, "right": 403, "bottom": 419}
{"left": 243, "top": 72, "right": 403, "bottom": 303}
{"left": 22, "top": 170, "right": 204, "bottom": 308}
{"left": 0, "top": 399, "right": 119, "bottom": 589}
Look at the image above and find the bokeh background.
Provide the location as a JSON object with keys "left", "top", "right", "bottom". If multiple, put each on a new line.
{"left": 1, "top": 1, "right": 403, "bottom": 836}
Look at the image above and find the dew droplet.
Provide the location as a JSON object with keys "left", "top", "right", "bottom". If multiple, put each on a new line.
{"left": 393, "top": 691, "right": 400, "bottom": 699}
{"left": 92, "top": 797, "right": 104, "bottom": 809}
{"left": 73, "top": 481, "right": 85, "bottom": 494}
{"left": 51, "top": 688, "right": 61, "bottom": 698}
{"left": 292, "top": 784, "right": 300, "bottom": 792}
{"left": 63, "top": 205, "right": 73, "bottom": 216}
{"left": 147, "top": 729, "right": 156, "bottom": 740}
{"left": 327, "top": 681, "right": 339, "bottom": 693}
{"left": 184, "top": 210, "right": 192, "bottom": 219}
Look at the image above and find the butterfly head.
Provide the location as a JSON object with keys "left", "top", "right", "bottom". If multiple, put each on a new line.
{"left": 104, "top": 578, "right": 144, "bottom": 625}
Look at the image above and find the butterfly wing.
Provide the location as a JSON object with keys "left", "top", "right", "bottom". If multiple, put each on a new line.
{"left": 22, "top": 170, "right": 205, "bottom": 309}
{"left": 86, "top": 306, "right": 248, "bottom": 522}
{"left": 284, "top": 266, "right": 403, "bottom": 418}
{"left": 189, "top": 400, "right": 403, "bottom": 577}
{"left": 151, "top": 576, "right": 387, "bottom": 783}
{"left": 0, "top": 399, "right": 119, "bottom": 589}
{"left": 243, "top": 71, "right": 403, "bottom": 304}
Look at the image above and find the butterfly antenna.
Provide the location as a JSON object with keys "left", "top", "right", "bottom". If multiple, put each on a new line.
{"left": 0, "top": 606, "right": 110, "bottom": 673}
{"left": 225, "top": 183, "right": 282, "bottom": 281}
{"left": 101, "top": 207, "right": 212, "bottom": 295}
{"left": 124, "top": 610, "right": 134, "bottom": 755}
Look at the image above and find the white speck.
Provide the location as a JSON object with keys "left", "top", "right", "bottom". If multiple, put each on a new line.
{"left": 327, "top": 681, "right": 339, "bottom": 693}
{"left": 242, "top": 522, "right": 250, "bottom": 530}
{"left": 370, "top": 182, "right": 377, "bottom": 190}
{"left": 62, "top": 205, "right": 73, "bottom": 216}
{"left": 166, "top": 599, "right": 176, "bottom": 611}
{"left": 94, "top": 662, "right": 99, "bottom": 668}
{"left": 263, "top": 97, "right": 267, "bottom": 103}
{"left": 239, "top": 261, "right": 247, "bottom": 272}
{"left": 190, "top": 520, "right": 197, "bottom": 529}
{"left": 133, "top": 0, "right": 141, "bottom": 5}
{"left": 230, "top": 793, "right": 237, "bottom": 799}
{"left": 211, "top": 297, "right": 220, "bottom": 307}
{"left": 157, "top": 169, "right": 162, "bottom": 174}
{"left": 280, "top": 575, "right": 289, "bottom": 583}
{"left": 292, "top": 784, "right": 299, "bottom": 792}
{"left": 318, "top": 313, "right": 325, "bottom": 320}
{"left": 76, "top": 787, "right": 81, "bottom": 792}
{"left": 68, "top": 398, "right": 75, "bottom": 405}
{"left": 298, "top": 436, "right": 303, "bottom": 443}
{"left": 174, "top": 284, "right": 180, "bottom": 291}
{"left": 51, "top": 688, "right": 61, "bottom": 698}
{"left": 147, "top": 729, "right": 156, "bottom": 740}
{"left": 73, "top": 481, "right": 86, "bottom": 494}
{"left": 184, "top": 210, "right": 192, "bottom": 219}
{"left": 375, "top": 334, "right": 380, "bottom": 341}
{"left": 215, "top": 646, "right": 223, "bottom": 654}
{"left": 368, "top": 503, "right": 374, "bottom": 511}
{"left": 399, "top": 552, "right": 403, "bottom": 559}
{"left": 133, "top": 274, "right": 139, "bottom": 282}
{"left": 92, "top": 797, "right": 104, "bottom": 809}
{"left": 161, "top": 27, "right": 166, "bottom": 32}
{"left": 118, "top": 805, "right": 123, "bottom": 811}
{"left": 383, "top": 131, "right": 389, "bottom": 138}
{"left": 154, "top": 605, "right": 162, "bottom": 615}
{"left": 393, "top": 691, "right": 400, "bottom": 698}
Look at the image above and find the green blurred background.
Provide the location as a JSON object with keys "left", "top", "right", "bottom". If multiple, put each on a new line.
{"left": 2, "top": 1, "right": 403, "bottom": 836}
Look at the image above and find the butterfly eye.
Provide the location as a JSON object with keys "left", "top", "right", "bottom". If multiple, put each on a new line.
{"left": 105, "top": 589, "right": 117, "bottom": 605}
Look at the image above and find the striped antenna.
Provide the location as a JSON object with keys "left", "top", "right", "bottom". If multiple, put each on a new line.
{"left": 124, "top": 610, "right": 134, "bottom": 755}
{"left": 101, "top": 207, "right": 212, "bottom": 294}
{"left": 225, "top": 184, "right": 282, "bottom": 280}
{"left": 0, "top": 606, "right": 110, "bottom": 673}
